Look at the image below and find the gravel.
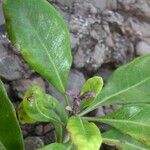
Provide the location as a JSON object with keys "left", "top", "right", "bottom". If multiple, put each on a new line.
{"left": 136, "top": 41, "right": 150, "bottom": 55}
{"left": 24, "top": 137, "right": 44, "bottom": 150}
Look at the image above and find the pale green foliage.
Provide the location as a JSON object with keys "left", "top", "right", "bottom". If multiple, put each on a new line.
{"left": 18, "top": 85, "right": 67, "bottom": 142}
{"left": 80, "top": 76, "right": 103, "bottom": 109}
{"left": 67, "top": 117, "right": 102, "bottom": 150}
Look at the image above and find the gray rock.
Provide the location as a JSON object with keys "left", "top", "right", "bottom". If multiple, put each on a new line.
{"left": 70, "top": 0, "right": 136, "bottom": 71}
{"left": 124, "top": 17, "right": 150, "bottom": 44}
{"left": 118, "top": 0, "right": 150, "bottom": 19}
{"left": 73, "top": 25, "right": 110, "bottom": 70}
{"left": 70, "top": 33, "right": 79, "bottom": 49}
{"left": 55, "top": 0, "right": 73, "bottom": 7}
{"left": 96, "top": 65, "right": 113, "bottom": 82}
{"left": 43, "top": 131, "right": 55, "bottom": 145}
{"left": 21, "top": 124, "right": 36, "bottom": 137}
{"left": 112, "top": 33, "right": 134, "bottom": 67}
{"left": 73, "top": 47, "right": 86, "bottom": 69}
{"left": 74, "top": 30, "right": 134, "bottom": 70}
{"left": 68, "top": 69, "right": 85, "bottom": 94}
{"left": 24, "top": 137, "right": 44, "bottom": 150}
{"left": 103, "top": 105, "right": 113, "bottom": 115}
{"left": 0, "top": 37, "right": 25, "bottom": 80}
{"left": 127, "top": 18, "right": 150, "bottom": 39}
{"left": 35, "top": 125, "right": 43, "bottom": 136}
{"left": 96, "top": 106, "right": 105, "bottom": 117}
{"left": 89, "top": 43, "right": 108, "bottom": 70}
{"left": 91, "top": 0, "right": 117, "bottom": 11}
{"left": 0, "top": 56, "right": 23, "bottom": 80}
{"left": 43, "top": 124, "right": 53, "bottom": 134}
{"left": 136, "top": 41, "right": 150, "bottom": 55}
{"left": 102, "top": 10, "right": 124, "bottom": 26}
{"left": 12, "top": 77, "right": 46, "bottom": 98}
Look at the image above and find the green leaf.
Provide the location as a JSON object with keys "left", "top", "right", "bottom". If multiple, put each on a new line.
{"left": 102, "top": 129, "right": 149, "bottom": 150}
{"left": 0, "top": 80, "right": 24, "bottom": 150}
{"left": 19, "top": 85, "right": 68, "bottom": 124}
{"left": 97, "top": 104, "right": 150, "bottom": 146}
{"left": 80, "top": 76, "right": 103, "bottom": 109}
{"left": 37, "top": 143, "right": 66, "bottom": 150}
{"left": 67, "top": 116, "right": 102, "bottom": 150}
{"left": 3, "top": 0, "right": 72, "bottom": 94}
{"left": 80, "top": 55, "right": 150, "bottom": 116}
{"left": 18, "top": 85, "right": 68, "bottom": 142}
{"left": 0, "top": 141, "right": 6, "bottom": 150}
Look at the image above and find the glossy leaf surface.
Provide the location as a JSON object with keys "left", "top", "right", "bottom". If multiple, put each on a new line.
{"left": 99, "top": 104, "right": 150, "bottom": 146}
{"left": 80, "top": 55, "right": 150, "bottom": 115}
{"left": 67, "top": 116, "right": 102, "bottom": 150}
{"left": 102, "top": 129, "right": 149, "bottom": 150}
{"left": 18, "top": 85, "right": 68, "bottom": 142}
{"left": 80, "top": 76, "right": 103, "bottom": 109}
{"left": 37, "top": 143, "right": 66, "bottom": 150}
{"left": 0, "top": 80, "right": 24, "bottom": 150}
{"left": 3, "top": 0, "right": 72, "bottom": 93}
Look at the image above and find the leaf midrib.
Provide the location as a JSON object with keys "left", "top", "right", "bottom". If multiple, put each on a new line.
{"left": 80, "top": 76, "right": 150, "bottom": 116}
{"left": 99, "top": 118, "right": 150, "bottom": 128}
{"left": 79, "top": 117, "right": 86, "bottom": 136}
{"left": 102, "top": 138, "right": 147, "bottom": 150}
{"left": 22, "top": 13, "right": 65, "bottom": 92}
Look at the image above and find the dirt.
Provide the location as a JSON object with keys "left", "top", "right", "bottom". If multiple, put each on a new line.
{"left": 0, "top": 0, "right": 150, "bottom": 149}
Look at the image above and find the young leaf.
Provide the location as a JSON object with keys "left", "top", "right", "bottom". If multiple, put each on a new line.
{"left": 0, "top": 80, "right": 24, "bottom": 150}
{"left": 96, "top": 104, "right": 150, "bottom": 146}
{"left": 80, "top": 55, "right": 150, "bottom": 116}
{"left": 37, "top": 143, "right": 66, "bottom": 150}
{"left": 19, "top": 86, "right": 68, "bottom": 124}
{"left": 80, "top": 76, "right": 103, "bottom": 109}
{"left": 67, "top": 116, "right": 102, "bottom": 150}
{"left": 102, "top": 129, "right": 149, "bottom": 150}
{"left": 3, "top": 0, "right": 72, "bottom": 94}
{"left": 18, "top": 85, "right": 68, "bottom": 142}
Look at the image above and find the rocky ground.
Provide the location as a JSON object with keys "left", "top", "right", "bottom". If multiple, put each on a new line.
{"left": 0, "top": 0, "right": 150, "bottom": 149}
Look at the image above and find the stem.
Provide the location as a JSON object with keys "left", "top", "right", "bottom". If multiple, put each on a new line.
{"left": 78, "top": 107, "right": 94, "bottom": 117}
{"left": 64, "top": 94, "right": 71, "bottom": 107}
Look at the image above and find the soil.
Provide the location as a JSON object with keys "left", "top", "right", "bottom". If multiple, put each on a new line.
{"left": 0, "top": 0, "right": 150, "bottom": 149}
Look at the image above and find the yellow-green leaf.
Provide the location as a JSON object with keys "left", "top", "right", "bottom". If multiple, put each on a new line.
{"left": 18, "top": 85, "right": 68, "bottom": 142}
{"left": 80, "top": 76, "right": 103, "bottom": 109}
{"left": 67, "top": 116, "right": 102, "bottom": 150}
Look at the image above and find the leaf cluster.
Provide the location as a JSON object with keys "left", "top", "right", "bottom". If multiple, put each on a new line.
{"left": 1, "top": 0, "right": 150, "bottom": 150}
